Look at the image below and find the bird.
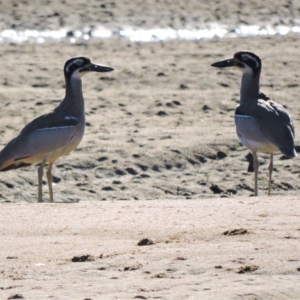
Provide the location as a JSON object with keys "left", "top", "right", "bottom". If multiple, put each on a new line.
{"left": 211, "top": 51, "right": 296, "bottom": 196}
{"left": 0, "top": 57, "right": 114, "bottom": 202}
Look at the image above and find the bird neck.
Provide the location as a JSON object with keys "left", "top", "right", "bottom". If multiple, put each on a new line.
{"left": 62, "top": 74, "right": 85, "bottom": 119}
{"left": 240, "top": 68, "right": 261, "bottom": 105}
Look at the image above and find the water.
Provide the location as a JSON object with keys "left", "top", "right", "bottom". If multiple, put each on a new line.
{"left": 1, "top": 23, "right": 300, "bottom": 43}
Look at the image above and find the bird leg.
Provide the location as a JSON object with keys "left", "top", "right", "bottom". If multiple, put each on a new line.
{"left": 46, "top": 162, "right": 54, "bottom": 202}
{"left": 268, "top": 153, "right": 273, "bottom": 196}
{"left": 37, "top": 158, "right": 47, "bottom": 202}
{"left": 253, "top": 151, "right": 259, "bottom": 196}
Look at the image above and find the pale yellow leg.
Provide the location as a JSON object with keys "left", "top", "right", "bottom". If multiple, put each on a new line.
{"left": 268, "top": 153, "right": 273, "bottom": 196}
{"left": 253, "top": 151, "right": 259, "bottom": 196}
{"left": 37, "top": 159, "right": 47, "bottom": 202}
{"left": 46, "top": 163, "right": 54, "bottom": 203}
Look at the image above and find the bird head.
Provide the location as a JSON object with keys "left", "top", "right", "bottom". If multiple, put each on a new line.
{"left": 211, "top": 51, "right": 261, "bottom": 77}
{"left": 64, "top": 57, "right": 114, "bottom": 79}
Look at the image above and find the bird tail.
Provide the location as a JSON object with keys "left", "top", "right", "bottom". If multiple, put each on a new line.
{"left": 279, "top": 146, "right": 297, "bottom": 158}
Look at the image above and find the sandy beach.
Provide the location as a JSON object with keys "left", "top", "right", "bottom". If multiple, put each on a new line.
{"left": 1, "top": 0, "right": 300, "bottom": 299}
{"left": 1, "top": 198, "right": 300, "bottom": 299}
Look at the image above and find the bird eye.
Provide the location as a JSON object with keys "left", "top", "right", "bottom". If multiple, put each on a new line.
{"left": 242, "top": 55, "right": 249, "bottom": 61}
{"left": 76, "top": 61, "right": 83, "bottom": 66}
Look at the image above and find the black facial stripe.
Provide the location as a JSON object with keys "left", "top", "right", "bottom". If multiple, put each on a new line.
{"left": 245, "top": 57, "right": 259, "bottom": 70}
{"left": 234, "top": 52, "right": 261, "bottom": 71}
{"left": 78, "top": 66, "right": 90, "bottom": 73}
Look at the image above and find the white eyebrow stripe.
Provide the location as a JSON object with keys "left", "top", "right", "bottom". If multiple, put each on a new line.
{"left": 235, "top": 114, "right": 252, "bottom": 118}
{"left": 65, "top": 59, "right": 83, "bottom": 73}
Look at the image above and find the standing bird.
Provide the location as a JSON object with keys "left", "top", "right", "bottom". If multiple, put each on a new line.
{"left": 0, "top": 57, "right": 114, "bottom": 202}
{"left": 211, "top": 51, "right": 296, "bottom": 196}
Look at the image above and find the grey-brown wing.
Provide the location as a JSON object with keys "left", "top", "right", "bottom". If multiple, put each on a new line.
{"left": 235, "top": 114, "right": 270, "bottom": 143}
{"left": 253, "top": 100, "right": 296, "bottom": 157}
{"left": 0, "top": 113, "right": 80, "bottom": 169}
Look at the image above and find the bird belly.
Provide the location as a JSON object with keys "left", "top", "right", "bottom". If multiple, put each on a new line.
{"left": 235, "top": 114, "right": 279, "bottom": 153}
{"left": 47, "top": 136, "right": 82, "bottom": 162}
{"left": 47, "top": 125, "right": 85, "bottom": 162}
{"left": 237, "top": 135, "right": 279, "bottom": 153}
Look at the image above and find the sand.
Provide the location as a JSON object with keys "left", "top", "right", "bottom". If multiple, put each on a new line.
{"left": 1, "top": 198, "right": 300, "bottom": 299}
{"left": 1, "top": 0, "right": 300, "bottom": 299}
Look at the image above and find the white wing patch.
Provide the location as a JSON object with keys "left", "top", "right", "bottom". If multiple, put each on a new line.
{"left": 235, "top": 114, "right": 251, "bottom": 118}
{"left": 65, "top": 116, "right": 78, "bottom": 121}
{"left": 36, "top": 126, "right": 76, "bottom": 131}
{"left": 35, "top": 116, "right": 79, "bottom": 131}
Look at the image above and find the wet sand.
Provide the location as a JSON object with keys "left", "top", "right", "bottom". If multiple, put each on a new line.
{"left": 1, "top": 0, "right": 300, "bottom": 299}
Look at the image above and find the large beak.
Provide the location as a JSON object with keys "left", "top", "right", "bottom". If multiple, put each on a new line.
{"left": 211, "top": 58, "right": 236, "bottom": 68}
{"left": 86, "top": 63, "right": 114, "bottom": 72}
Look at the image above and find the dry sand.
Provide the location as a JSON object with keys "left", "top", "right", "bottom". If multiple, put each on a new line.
{"left": 1, "top": 198, "right": 300, "bottom": 300}
{"left": 0, "top": 0, "right": 300, "bottom": 299}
